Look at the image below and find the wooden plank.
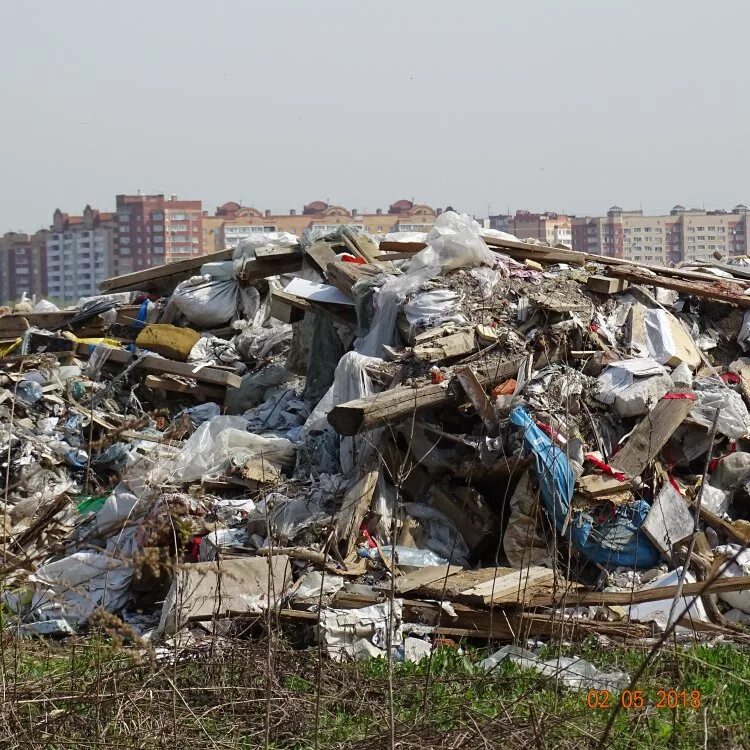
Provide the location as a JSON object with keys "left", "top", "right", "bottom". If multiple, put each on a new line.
{"left": 305, "top": 240, "right": 340, "bottom": 278}
{"left": 455, "top": 366, "right": 500, "bottom": 434}
{"left": 610, "top": 394, "right": 696, "bottom": 477}
{"left": 74, "top": 343, "right": 242, "bottom": 387}
{"left": 641, "top": 483, "right": 695, "bottom": 558}
{"left": 234, "top": 248, "right": 302, "bottom": 282}
{"left": 608, "top": 266, "right": 750, "bottom": 306}
{"left": 576, "top": 474, "right": 632, "bottom": 498}
{"left": 393, "top": 565, "right": 462, "bottom": 595}
{"left": 462, "top": 566, "right": 555, "bottom": 604}
{"left": 413, "top": 330, "right": 477, "bottom": 364}
{"left": 327, "top": 356, "right": 524, "bottom": 436}
{"left": 529, "top": 574, "right": 750, "bottom": 608}
{"left": 99, "top": 249, "right": 233, "bottom": 292}
{"left": 270, "top": 290, "right": 307, "bottom": 324}
{"left": 143, "top": 374, "right": 225, "bottom": 401}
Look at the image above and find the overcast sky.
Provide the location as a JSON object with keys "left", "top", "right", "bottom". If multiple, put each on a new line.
{"left": 2, "top": 0, "right": 749, "bottom": 233}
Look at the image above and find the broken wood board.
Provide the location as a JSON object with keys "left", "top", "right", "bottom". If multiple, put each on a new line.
{"left": 327, "top": 355, "right": 525, "bottom": 436}
{"left": 455, "top": 366, "right": 500, "bottom": 434}
{"left": 576, "top": 474, "right": 632, "bottom": 498}
{"left": 254, "top": 546, "right": 366, "bottom": 577}
{"left": 461, "top": 565, "right": 556, "bottom": 605}
{"left": 334, "top": 462, "right": 379, "bottom": 558}
{"left": 413, "top": 330, "right": 477, "bottom": 364}
{"left": 641, "top": 483, "right": 695, "bottom": 558}
{"left": 305, "top": 240, "right": 340, "bottom": 278}
{"left": 74, "top": 343, "right": 242, "bottom": 388}
{"left": 431, "top": 486, "right": 494, "bottom": 552}
{"left": 586, "top": 275, "right": 629, "bottom": 294}
{"left": 143, "top": 374, "right": 226, "bottom": 401}
{"left": 270, "top": 289, "right": 307, "bottom": 324}
{"left": 610, "top": 394, "right": 695, "bottom": 477}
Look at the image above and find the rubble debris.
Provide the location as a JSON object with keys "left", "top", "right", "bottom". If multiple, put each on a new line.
{"left": 4, "top": 214, "right": 750, "bottom": 663}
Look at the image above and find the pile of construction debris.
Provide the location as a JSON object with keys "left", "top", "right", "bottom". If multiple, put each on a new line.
{"left": 2, "top": 212, "right": 750, "bottom": 659}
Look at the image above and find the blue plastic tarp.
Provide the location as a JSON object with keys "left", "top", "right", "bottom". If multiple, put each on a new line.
{"left": 509, "top": 406, "right": 661, "bottom": 569}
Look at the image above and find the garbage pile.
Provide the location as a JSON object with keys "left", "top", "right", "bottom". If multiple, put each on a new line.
{"left": 2, "top": 212, "right": 750, "bottom": 656}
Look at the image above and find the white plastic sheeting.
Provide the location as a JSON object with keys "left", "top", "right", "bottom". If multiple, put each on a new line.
{"left": 480, "top": 645, "right": 630, "bottom": 693}
{"left": 170, "top": 416, "right": 295, "bottom": 482}
{"left": 27, "top": 552, "right": 133, "bottom": 625}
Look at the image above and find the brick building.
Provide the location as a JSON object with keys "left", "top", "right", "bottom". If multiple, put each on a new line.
{"left": 0, "top": 230, "right": 49, "bottom": 305}
{"left": 208, "top": 199, "right": 440, "bottom": 250}
{"left": 114, "top": 194, "right": 203, "bottom": 275}
{"left": 572, "top": 205, "right": 750, "bottom": 264}
{"left": 46, "top": 206, "right": 116, "bottom": 303}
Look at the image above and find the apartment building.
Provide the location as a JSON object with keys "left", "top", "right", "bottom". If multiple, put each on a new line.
{"left": 46, "top": 207, "right": 116, "bottom": 303}
{"left": 210, "top": 199, "right": 439, "bottom": 250}
{"left": 114, "top": 194, "right": 203, "bottom": 274}
{"left": 507, "top": 211, "right": 572, "bottom": 247}
{"left": 0, "top": 230, "right": 49, "bottom": 305}
{"left": 572, "top": 205, "right": 750, "bottom": 264}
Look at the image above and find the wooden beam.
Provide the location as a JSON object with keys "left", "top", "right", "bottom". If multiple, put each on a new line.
{"left": 529, "top": 575, "right": 750, "bottom": 608}
{"left": 74, "top": 343, "right": 242, "bottom": 387}
{"left": 607, "top": 266, "right": 750, "bottom": 306}
{"left": 99, "top": 249, "right": 233, "bottom": 293}
{"left": 143, "top": 374, "right": 225, "bottom": 401}
{"left": 586, "top": 275, "right": 630, "bottom": 294}
{"left": 327, "top": 356, "right": 524, "bottom": 436}
{"left": 610, "top": 394, "right": 695, "bottom": 477}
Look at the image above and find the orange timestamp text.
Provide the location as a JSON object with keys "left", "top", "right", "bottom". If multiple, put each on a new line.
{"left": 586, "top": 689, "right": 702, "bottom": 710}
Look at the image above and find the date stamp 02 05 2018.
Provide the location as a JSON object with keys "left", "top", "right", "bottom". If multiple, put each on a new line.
{"left": 586, "top": 689, "right": 702, "bottom": 710}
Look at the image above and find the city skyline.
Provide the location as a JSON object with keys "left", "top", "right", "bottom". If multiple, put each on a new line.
{"left": 2, "top": 1, "right": 750, "bottom": 232}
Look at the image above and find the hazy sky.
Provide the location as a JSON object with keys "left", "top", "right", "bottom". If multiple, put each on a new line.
{"left": 2, "top": 0, "right": 749, "bottom": 233}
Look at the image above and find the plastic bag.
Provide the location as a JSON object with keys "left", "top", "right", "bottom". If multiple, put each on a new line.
{"left": 691, "top": 378, "right": 750, "bottom": 439}
{"left": 170, "top": 416, "right": 295, "bottom": 482}
{"left": 172, "top": 276, "right": 239, "bottom": 328}
{"left": 359, "top": 545, "right": 448, "bottom": 567}
{"left": 408, "top": 212, "right": 497, "bottom": 274}
{"left": 471, "top": 267, "right": 502, "bottom": 299}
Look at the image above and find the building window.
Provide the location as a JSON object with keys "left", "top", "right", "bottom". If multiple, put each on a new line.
{"left": 169, "top": 213, "right": 187, "bottom": 221}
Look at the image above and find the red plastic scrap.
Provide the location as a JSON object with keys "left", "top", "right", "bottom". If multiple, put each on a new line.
{"left": 584, "top": 453, "right": 627, "bottom": 482}
{"left": 662, "top": 391, "right": 697, "bottom": 400}
{"left": 721, "top": 372, "right": 741, "bottom": 385}
{"left": 341, "top": 253, "right": 366, "bottom": 264}
{"left": 491, "top": 379, "right": 517, "bottom": 398}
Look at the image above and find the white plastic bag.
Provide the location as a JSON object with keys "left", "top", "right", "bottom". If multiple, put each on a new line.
{"left": 691, "top": 378, "right": 750, "bottom": 439}
{"left": 715, "top": 544, "right": 750, "bottom": 613}
{"left": 408, "top": 212, "right": 497, "bottom": 274}
{"left": 170, "top": 416, "right": 295, "bottom": 481}
{"left": 172, "top": 276, "right": 239, "bottom": 328}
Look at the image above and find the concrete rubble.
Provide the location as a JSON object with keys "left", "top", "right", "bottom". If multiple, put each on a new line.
{"left": 2, "top": 212, "right": 750, "bottom": 658}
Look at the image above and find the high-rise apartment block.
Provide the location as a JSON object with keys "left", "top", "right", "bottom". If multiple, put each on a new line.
{"left": 0, "top": 230, "right": 49, "bottom": 304}
{"left": 46, "top": 207, "right": 116, "bottom": 303}
{"left": 114, "top": 194, "right": 203, "bottom": 275}
{"left": 507, "top": 211, "right": 572, "bottom": 247}
{"left": 572, "top": 205, "right": 750, "bottom": 263}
